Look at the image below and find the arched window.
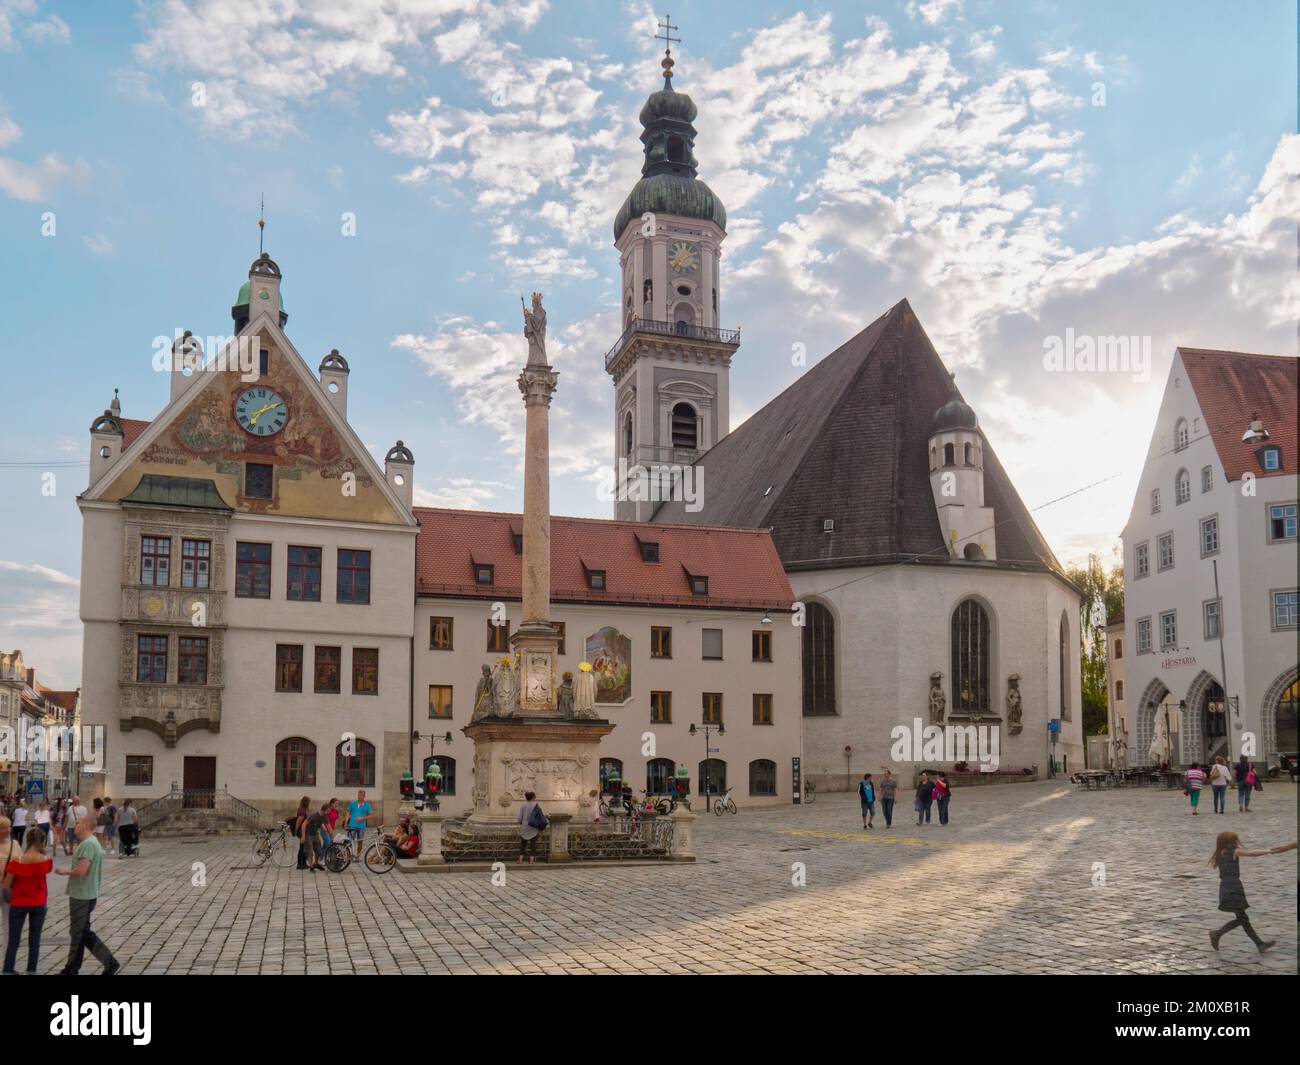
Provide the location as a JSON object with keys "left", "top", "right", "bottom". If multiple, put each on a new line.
{"left": 1201, "top": 680, "right": 1226, "bottom": 740}
{"left": 666, "top": 134, "right": 685, "bottom": 162}
{"left": 646, "top": 757, "right": 675, "bottom": 795}
{"left": 749, "top": 759, "right": 777, "bottom": 796}
{"left": 929, "top": 446, "right": 937, "bottom": 470}
{"left": 673, "top": 302, "right": 696, "bottom": 327}
{"left": 1175, "top": 468, "right": 1191, "bottom": 505}
{"left": 671, "top": 402, "right": 698, "bottom": 449}
{"left": 1175, "top": 418, "right": 1189, "bottom": 450}
{"left": 1115, "top": 637, "right": 1123, "bottom": 660}
{"left": 599, "top": 758, "right": 623, "bottom": 792}
{"left": 943, "top": 443, "right": 955, "bottom": 467}
{"left": 275, "top": 737, "right": 316, "bottom": 786}
{"left": 1059, "top": 612, "right": 1070, "bottom": 722}
{"left": 1277, "top": 679, "right": 1299, "bottom": 752}
{"left": 951, "top": 600, "right": 990, "bottom": 716}
{"left": 422, "top": 755, "right": 456, "bottom": 796}
{"left": 623, "top": 412, "right": 633, "bottom": 455}
{"left": 963, "top": 543, "right": 985, "bottom": 560}
{"left": 698, "top": 758, "right": 726, "bottom": 798}
{"left": 336, "top": 738, "right": 376, "bottom": 787}
{"left": 963, "top": 442, "right": 973, "bottom": 465}
{"left": 801, "top": 602, "right": 836, "bottom": 716}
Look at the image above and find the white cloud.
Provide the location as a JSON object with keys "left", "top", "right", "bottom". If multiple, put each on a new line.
{"left": 906, "top": 0, "right": 962, "bottom": 26}
{"left": 413, "top": 478, "right": 510, "bottom": 509}
{"left": 24, "top": 11, "right": 67, "bottom": 43}
{"left": 82, "top": 234, "right": 113, "bottom": 256}
{"left": 0, "top": 561, "right": 81, "bottom": 690}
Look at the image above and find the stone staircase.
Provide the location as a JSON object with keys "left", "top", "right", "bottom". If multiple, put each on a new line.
{"left": 137, "top": 787, "right": 262, "bottom": 838}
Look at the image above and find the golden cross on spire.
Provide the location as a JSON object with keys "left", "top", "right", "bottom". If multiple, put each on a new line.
{"left": 655, "top": 12, "right": 680, "bottom": 54}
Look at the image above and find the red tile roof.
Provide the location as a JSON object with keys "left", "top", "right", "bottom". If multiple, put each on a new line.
{"left": 1180, "top": 348, "right": 1298, "bottom": 482}
{"left": 415, "top": 507, "right": 793, "bottom": 611}
{"left": 35, "top": 685, "right": 78, "bottom": 711}
{"left": 121, "top": 419, "right": 150, "bottom": 449}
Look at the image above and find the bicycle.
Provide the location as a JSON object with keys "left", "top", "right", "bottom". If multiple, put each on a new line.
{"left": 324, "top": 826, "right": 400, "bottom": 874}
{"left": 252, "top": 821, "right": 298, "bottom": 867}
{"left": 712, "top": 787, "right": 738, "bottom": 816}
{"left": 803, "top": 781, "right": 817, "bottom": 804}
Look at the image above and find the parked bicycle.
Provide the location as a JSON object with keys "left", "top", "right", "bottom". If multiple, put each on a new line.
{"left": 324, "top": 825, "right": 399, "bottom": 874}
{"left": 713, "top": 787, "right": 738, "bottom": 816}
{"left": 803, "top": 781, "right": 817, "bottom": 804}
{"left": 251, "top": 821, "right": 298, "bottom": 867}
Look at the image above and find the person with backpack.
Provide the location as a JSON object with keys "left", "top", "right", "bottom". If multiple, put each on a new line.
{"left": 857, "top": 773, "right": 875, "bottom": 830}
{"left": 517, "top": 791, "right": 547, "bottom": 863}
{"left": 933, "top": 772, "right": 952, "bottom": 825}
{"left": 1208, "top": 756, "right": 1232, "bottom": 815}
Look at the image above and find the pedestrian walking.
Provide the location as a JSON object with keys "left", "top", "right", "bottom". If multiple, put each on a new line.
{"left": 51, "top": 798, "right": 66, "bottom": 854}
{"left": 1184, "top": 762, "right": 1207, "bottom": 814}
{"left": 52, "top": 816, "right": 120, "bottom": 975}
{"left": 1208, "top": 831, "right": 1285, "bottom": 955}
{"left": 91, "top": 798, "right": 109, "bottom": 849}
{"left": 517, "top": 791, "right": 547, "bottom": 863}
{"left": 857, "top": 773, "right": 875, "bottom": 829}
{"left": 879, "top": 770, "right": 897, "bottom": 828}
{"left": 933, "top": 771, "right": 952, "bottom": 825}
{"left": 11, "top": 799, "right": 27, "bottom": 848}
{"left": 293, "top": 795, "right": 310, "bottom": 869}
{"left": 301, "top": 804, "right": 328, "bottom": 871}
{"left": 1208, "top": 757, "right": 1232, "bottom": 815}
{"left": 117, "top": 800, "right": 139, "bottom": 858}
{"left": 34, "top": 800, "right": 51, "bottom": 839}
{"left": 0, "top": 815, "right": 22, "bottom": 970}
{"left": 346, "top": 790, "right": 373, "bottom": 851}
{"left": 103, "top": 796, "right": 119, "bottom": 856}
{"left": 2, "top": 827, "right": 52, "bottom": 975}
{"left": 914, "top": 772, "right": 935, "bottom": 826}
{"left": 1235, "top": 756, "right": 1253, "bottom": 812}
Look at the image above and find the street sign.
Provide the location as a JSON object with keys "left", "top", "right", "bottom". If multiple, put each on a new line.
{"left": 791, "top": 756, "right": 802, "bottom": 805}
{"left": 26, "top": 779, "right": 44, "bottom": 797}
{"left": 707, "top": 747, "right": 719, "bottom": 754}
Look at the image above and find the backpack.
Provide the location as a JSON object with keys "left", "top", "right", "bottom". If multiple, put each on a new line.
{"left": 527, "top": 803, "right": 549, "bottom": 831}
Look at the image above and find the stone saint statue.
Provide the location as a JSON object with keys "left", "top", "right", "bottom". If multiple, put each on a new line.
{"left": 491, "top": 657, "right": 519, "bottom": 717}
{"left": 471, "top": 663, "right": 495, "bottom": 721}
{"left": 573, "top": 662, "right": 598, "bottom": 720}
{"left": 928, "top": 672, "right": 946, "bottom": 724}
{"left": 557, "top": 672, "right": 575, "bottom": 719}
{"left": 1006, "top": 673, "right": 1023, "bottom": 734}
{"left": 522, "top": 292, "right": 547, "bottom": 366}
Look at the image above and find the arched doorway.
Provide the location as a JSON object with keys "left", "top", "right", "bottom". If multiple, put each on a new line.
{"left": 1183, "top": 670, "right": 1224, "bottom": 763}
{"left": 1135, "top": 678, "right": 1172, "bottom": 766}
{"left": 1261, "top": 665, "right": 1300, "bottom": 761}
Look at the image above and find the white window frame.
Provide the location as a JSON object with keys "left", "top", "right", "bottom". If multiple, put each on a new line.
{"left": 1150, "top": 488, "right": 1161, "bottom": 514}
{"left": 1203, "top": 598, "right": 1221, "bottom": 641}
{"left": 1134, "top": 541, "right": 1150, "bottom": 579}
{"left": 1175, "top": 469, "right": 1190, "bottom": 505}
{"left": 1136, "top": 617, "right": 1152, "bottom": 654}
{"left": 1157, "top": 532, "right": 1174, "bottom": 572}
{"left": 1267, "top": 502, "right": 1297, "bottom": 544}
{"left": 1199, "top": 515, "right": 1219, "bottom": 558}
{"left": 1159, "top": 610, "right": 1177, "bottom": 651}
{"left": 1201, "top": 465, "right": 1213, "bottom": 493}
{"left": 1271, "top": 589, "right": 1298, "bottom": 631}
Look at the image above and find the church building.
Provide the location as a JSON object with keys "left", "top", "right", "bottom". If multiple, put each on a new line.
{"left": 608, "top": 49, "right": 1085, "bottom": 786}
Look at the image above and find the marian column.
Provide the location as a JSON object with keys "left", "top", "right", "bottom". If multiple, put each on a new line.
{"left": 512, "top": 293, "right": 563, "bottom": 713}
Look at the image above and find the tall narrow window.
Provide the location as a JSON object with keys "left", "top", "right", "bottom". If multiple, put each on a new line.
{"left": 753, "top": 693, "right": 773, "bottom": 724}
{"left": 245, "top": 462, "right": 274, "bottom": 499}
{"left": 352, "top": 648, "right": 379, "bottom": 694}
{"left": 749, "top": 759, "right": 777, "bottom": 796}
{"left": 178, "top": 636, "right": 208, "bottom": 685}
{"left": 650, "top": 690, "right": 672, "bottom": 723}
{"left": 1059, "top": 612, "right": 1070, "bottom": 722}
{"left": 623, "top": 412, "right": 633, "bottom": 455}
{"left": 651, "top": 626, "right": 672, "bottom": 658}
{"left": 1201, "top": 466, "right": 1213, "bottom": 493}
{"left": 752, "top": 630, "right": 772, "bottom": 662}
{"left": 487, "top": 620, "right": 510, "bottom": 653}
{"left": 1203, "top": 599, "right": 1221, "bottom": 640}
{"left": 275, "top": 738, "right": 315, "bottom": 786}
{"left": 1136, "top": 618, "right": 1152, "bottom": 654}
{"left": 1200, "top": 516, "right": 1219, "bottom": 557}
{"left": 140, "top": 536, "right": 171, "bottom": 587}
{"left": 701, "top": 628, "right": 722, "bottom": 660}
{"left": 1174, "top": 418, "right": 1189, "bottom": 450}
{"left": 429, "top": 685, "right": 453, "bottom": 719}
{"left": 1135, "top": 542, "right": 1149, "bottom": 578}
{"left": 1151, "top": 488, "right": 1161, "bottom": 514}
{"left": 671, "top": 403, "right": 698, "bottom": 449}
{"left": 1159, "top": 611, "right": 1178, "bottom": 650}
{"left": 802, "top": 602, "right": 836, "bottom": 716}
{"left": 951, "top": 600, "right": 990, "bottom": 716}
{"left": 275, "top": 644, "right": 303, "bottom": 692}
{"left": 180, "top": 539, "right": 210, "bottom": 589}
{"left": 314, "top": 646, "right": 341, "bottom": 693}
{"left": 702, "top": 692, "right": 723, "bottom": 724}
{"left": 430, "top": 617, "right": 453, "bottom": 650}
{"left": 1175, "top": 469, "right": 1190, "bottom": 504}
{"left": 1157, "top": 533, "right": 1174, "bottom": 571}
{"left": 136, "top": 635, "right": 167, "bottom": 683}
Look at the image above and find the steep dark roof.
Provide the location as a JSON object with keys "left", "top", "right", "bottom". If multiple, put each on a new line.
{"left": 651, "top": 299, "right": 1067, "bottom": 581}
{"left": 121, "top": 474, "right": 232, "bottom": 511}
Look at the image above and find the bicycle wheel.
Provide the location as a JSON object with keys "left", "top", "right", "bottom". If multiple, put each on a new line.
{"left": 363, "top": 841, "right": 397, "bottom": 874}
{"left": 271, "top": 834, "right": 298, "bottom": 868}
{"left": 726, "top": 799, "right": 737, "bottom": 815}
{"left": 251, "top": 837, "right": 272, "bottom": 866}
{"left": 713, "top": 799, "right": 724, "bottom": 816}
{"left": 324, "top": 841, "right": 351, "bottom": 872}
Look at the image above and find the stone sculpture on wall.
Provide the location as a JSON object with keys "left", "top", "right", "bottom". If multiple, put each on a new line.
{"left": 573, "top": 662, "right": 598, "bottom": 720}
{"left": 557, "top": 672, "right": 575, "bottom": 719}
{"left": 491, "top": 656, "right": 519, "bottom": 717}
{"left": 471, "top": 664, "right": 495, "bottom": 721}
{"left": 1006, "top": 673, "right": 1023, "bottom": 734}
{"left": 928, "top": 671, "right": 946, "bottom": 724}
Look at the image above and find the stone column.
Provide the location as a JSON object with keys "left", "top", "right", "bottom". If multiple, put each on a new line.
{"left": 547, "top": 812, "right": 572, "bottom": 862}
{"left": 517, "top": 362, "right": 558, "bottom": 627}
{"left": 417, "top": 811, "right": 445, "bottom": 866}
{"left": 668, "top": 805, "right": 696, "bottom": 862}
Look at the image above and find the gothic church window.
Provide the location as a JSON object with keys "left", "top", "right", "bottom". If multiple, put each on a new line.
{"left": 801, "top": 602, "right": 836, "bottom": 716}
{"left": 951, "top": 599, "right": 990, "bottom": 716}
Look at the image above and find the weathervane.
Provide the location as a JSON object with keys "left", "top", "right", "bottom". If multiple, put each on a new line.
{"left": 258, "top": 194, "right": 266, "bottom": 255}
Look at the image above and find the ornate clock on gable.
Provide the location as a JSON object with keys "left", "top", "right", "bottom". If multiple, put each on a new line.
{"left": 234, "top": 386, "right": 288, "bottom": 437}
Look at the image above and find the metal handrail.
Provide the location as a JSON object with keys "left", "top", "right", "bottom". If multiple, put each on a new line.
{"left": 136, "top": 785, "right": 263, "bottom": 830}
{"left": 605, "top": 317, "right": 740, "bottom": 370}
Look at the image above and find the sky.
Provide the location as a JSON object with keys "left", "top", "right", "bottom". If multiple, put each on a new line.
{"left": 0, "top": 0, "right": 1296, "bottom": 689}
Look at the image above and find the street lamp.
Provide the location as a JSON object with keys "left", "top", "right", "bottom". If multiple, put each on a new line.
{"left": 412, "top": 730, "right": 453, "bottom": 811}
{"left": 689, "top": 721, "right": 725, "bottom": 812}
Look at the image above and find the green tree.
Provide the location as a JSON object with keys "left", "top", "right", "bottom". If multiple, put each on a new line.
{"left": 1066, "top": 553, "right": 1124, "bottom": 736}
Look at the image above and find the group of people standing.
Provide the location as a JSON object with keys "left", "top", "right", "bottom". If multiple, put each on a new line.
{"left": 293, "top": 790, "right": 374, "bottom": 871}
{"left": 1182, "top": 756, "right": 1264, "bottom": 815}
{"left": 2, "top": 795, "right": 139, "bottom": 858}
{"left": 0, "top": 811, "right": 119, "bottom": 975}
{"left": 856, "top": 770, "right": 954, "bottom": 829}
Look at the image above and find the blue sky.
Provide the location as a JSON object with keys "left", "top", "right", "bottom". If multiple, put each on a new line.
{"left": 1, "top": 0, "right": 1296, "bottom": 687}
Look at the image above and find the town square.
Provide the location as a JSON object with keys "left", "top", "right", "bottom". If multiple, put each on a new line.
{"left": 0, "top": 0, "right": 1295, "bottom": 1025}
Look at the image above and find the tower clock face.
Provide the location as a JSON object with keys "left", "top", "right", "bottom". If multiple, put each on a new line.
{"left": 668, "top": 240, "right": 699, "bottom": 273}
{"left": 234, "top": 387, "right": 288, "bottom": 436}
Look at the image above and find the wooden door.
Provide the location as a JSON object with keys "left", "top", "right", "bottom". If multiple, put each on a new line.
{"left": 183, "top": 757, "right": 216, "bottom": 808}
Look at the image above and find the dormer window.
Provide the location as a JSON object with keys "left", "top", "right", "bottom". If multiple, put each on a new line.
{"left": 683, "top": 567, "right": 709, "bottom": 597}
{"left": 511, "top": 532, "right": 523, "bottom": 555}
{"left": 474, "top": 564, "right": 494, "bottom": 586}
{"left": 638, "top": 538, "right": 660, "bottom": 563}
{"left": 1260, "top": 446, "right": 1282, "bottom": 471}
{"left": 822, "top": 518, "right": 834, "bottom": 533}
{"left": 587, "top": 569, "right": 607, "bottom": 590}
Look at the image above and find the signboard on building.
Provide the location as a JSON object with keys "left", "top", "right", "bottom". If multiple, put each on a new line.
{"left": 791, "top": 756, "right": 802, "bottom": 804}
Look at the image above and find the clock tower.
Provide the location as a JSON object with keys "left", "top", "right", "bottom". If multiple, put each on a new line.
{"left": 605, "top": 31, "right": 739, "bottom": 522}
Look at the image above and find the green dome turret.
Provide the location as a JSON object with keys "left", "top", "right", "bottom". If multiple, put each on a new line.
{"left": 613, "top": 49, "right": 726, "bottom": 239}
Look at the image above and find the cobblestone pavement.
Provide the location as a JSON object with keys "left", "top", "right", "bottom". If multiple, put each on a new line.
{"left": 19, "top": 780, "right": 1297, "bottom": 975}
